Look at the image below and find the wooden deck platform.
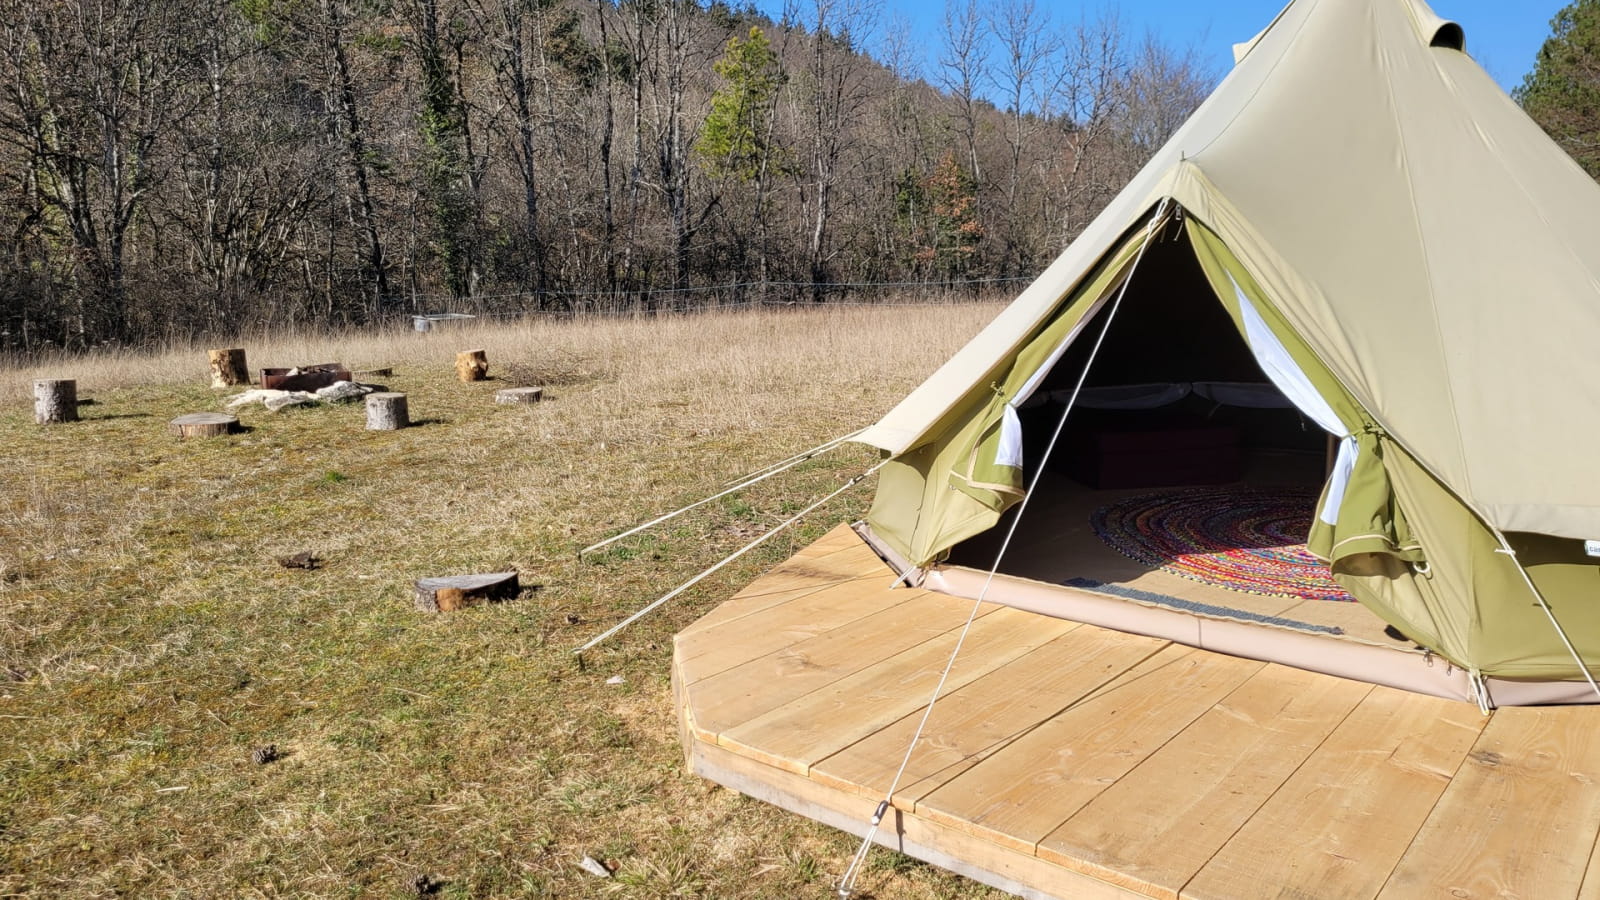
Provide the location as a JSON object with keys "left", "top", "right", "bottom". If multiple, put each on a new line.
{"left": 673, "top": 524, "right": 1600, "bottom": 899}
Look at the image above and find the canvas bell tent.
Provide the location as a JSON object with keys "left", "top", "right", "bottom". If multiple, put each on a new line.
{"left": 852, "top": 0, "right": 1600, "bottom": 707}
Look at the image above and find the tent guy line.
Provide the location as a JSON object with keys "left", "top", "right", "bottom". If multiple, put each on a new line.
{"left": 572, "top": 460, "right": 888, "bottom": 655}
{"left": 577, "top": 428, "right": 864, "bottom": 557}
{"left": 1492, "top": 538, "right": 1600, "bottom": 705}
{"left": 834, "top": 199, "right": 1174, "bottom": 898}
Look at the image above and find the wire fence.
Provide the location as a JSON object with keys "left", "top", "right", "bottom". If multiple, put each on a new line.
{"left": 396, "top": 275, "right": 1033, "bottom": 322}
{"left": 0, "top": 275, "right": 1034, "bottom": 355}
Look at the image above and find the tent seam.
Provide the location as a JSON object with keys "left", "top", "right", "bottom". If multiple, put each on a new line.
{"left": 1375, "top": 2, "right": 1474, "bottom": 502}
{"left": 1444, "top": 63, "right": 1600, "bottom": 516}
{"left": 1185, "top": 0, "right": 1317, "bottom": 161}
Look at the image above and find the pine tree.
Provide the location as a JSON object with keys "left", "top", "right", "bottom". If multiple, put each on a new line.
{"left": 696, "top": 26, "right": 787, "bottom": 181}
{"left": 1516, "top": 0, "right": 1600, "bottom": 178}
{"left": 697, "top": 25, "right": 787, "bottom": 289}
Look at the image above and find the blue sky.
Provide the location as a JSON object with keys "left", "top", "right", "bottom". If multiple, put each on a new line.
{"left": 751, "top": 1, "right": 1565, "bottom": 95}
{"left": 1103, "top": 0, "right": 1560, "bottom": 90}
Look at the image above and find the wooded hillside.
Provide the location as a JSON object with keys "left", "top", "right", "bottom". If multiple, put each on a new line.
{"left": 0, "top": 0, "right": 1210, "bottom": 350}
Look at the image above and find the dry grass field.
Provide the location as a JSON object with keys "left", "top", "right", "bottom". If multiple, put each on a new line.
{"left": 0, "top": 303, "right": 1008, "bottom": 899}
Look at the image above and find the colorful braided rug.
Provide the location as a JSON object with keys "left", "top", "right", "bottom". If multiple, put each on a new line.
{"left": 1089, "top": 486, "right": 1356, "bottom": 602}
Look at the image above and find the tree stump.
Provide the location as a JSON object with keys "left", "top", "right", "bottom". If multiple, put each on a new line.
{"left": 455, "top": 349, "right": 489, "bottom": 382}
{"left": 33, "top": 379, "right": 78, "bottom": 424}
{"left": 495, "top": 387, "right": 543, "bottom": 404}
{"left": 208, "top": 348, "right": 249, "bottom": 388}
{"left": 414, "top": 571, "right": 519, "bottom": 612}
{"left": 365, "top": 392, "right": 409, "bottom": 430}
{"left": 169, "top": 412, "right": 240, "bottom": 438}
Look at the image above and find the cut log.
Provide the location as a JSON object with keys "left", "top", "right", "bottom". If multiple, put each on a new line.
{"left": 208, "top": 348, "right": 249, "bottom": 388}
{"left": 414, "top": 571, "right": 519, "bottom": 613}
{"left": 33, "top": 380, "right": 78, "bottom": 424}
{"left": 169, "top": 412, "right": 240, "bottom": 438}
{"left": 353, "top": 367, "right": 393, "bottom": 378}
{"left": 495, "top": 387, "right": 544, "bottom": 404}
{"left": 365, "top": 392, "right": 409, "bottom": 430}
{"left": 455, "top": 349, "right": 489, "bottom": 382}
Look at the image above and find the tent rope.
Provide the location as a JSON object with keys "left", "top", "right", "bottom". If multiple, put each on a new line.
{"left": 722, "top": 427, "right": 867, "bottom": 487}
{"left": 574, "top": 460, "right": 887, "bottom": 655}
{"left": 579, "top": 428, "right": 865, "bottom": 557}
{"left": 835, "top": 199, "right": 1174, "bottom": 898}
{"left": 1468, "top": 669, "right": 1492, "bottom": 716}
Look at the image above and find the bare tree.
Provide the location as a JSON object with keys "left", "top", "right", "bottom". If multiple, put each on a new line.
{"left": 464, "top": 0, "right": 557, "bottom": 300}
{"left": 0, "top": 0, "right": 1232, "bottom": 344}
{"left": 1115, "top": 32, "right": 1212, "bottom": 158}
{"left": 1046, "top": 9, "right": 1127, "bottom": 243}
{"left": 624, "top": 0, "right": 721, "bottom": 297}
{"left": 594, "top": 0, "right": 623, "bottom": 294}
{"left": 164, "top": 0, "right": 325, "bottom": 324}
{"left": 866, "top": 13, "right": 928, "bottom": 272}
{"left": 318, "top": 0, "right": 392, "bottom": 318}
{"left": 939, "top": 0, "right": 988, "bottom": 191}
{"left": 788, "top": 0, "right": 877, "bottom": 301}
{"left": 0, "top": 0, "right": 204, "bottom": 343}
{"left": 987, "top": 0, "right": 1056, "bottom": 273}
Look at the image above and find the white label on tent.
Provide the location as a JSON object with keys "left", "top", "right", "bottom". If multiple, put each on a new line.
{"left": 1585, "top": 540, "right": 1600, "bottom": 558}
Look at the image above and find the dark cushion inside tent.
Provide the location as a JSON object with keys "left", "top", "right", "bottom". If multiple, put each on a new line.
{"left": 1057, "top": 416, "right": 1241, "bottom": 489}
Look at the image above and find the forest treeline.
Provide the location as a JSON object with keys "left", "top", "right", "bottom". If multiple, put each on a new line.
{"left": 0, "top": 0, "right": 1219, "bottom": 350}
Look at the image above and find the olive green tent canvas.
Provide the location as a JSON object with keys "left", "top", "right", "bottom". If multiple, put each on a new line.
{"left": 854, "top": 0, "right": 1600, "bottom": 705}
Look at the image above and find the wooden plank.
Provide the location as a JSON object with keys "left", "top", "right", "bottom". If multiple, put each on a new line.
{"left": 691, "top": 734, "right": 1150, "bottom": 900}
{"left": 1183, "top": 687, "right": 1487, "bottom": 900}
{"left": 789, "top": 521, "right": 869, "bottom": 558}
{"left": 672, "top": 650, "right": 693, "bottom": 771}
{"left": 719, "top": 607, "right": 1081, "bottom": 774}
{"left": 811, "top": 625, "right": 1173, "bottom": 804}
{"left": 1038, "top": 665, "right": 1373, "bottom": 899}
{"left": 742, "top": 534, "right": 885, "bottom": 584}
{"left": 682, "top": 572, "right": 887, "bottom": 637}
{"left": 681, "top": 540, "right": 890, "bottom": 634}
{"left": 747, "top": 524, "right": 880, "bottom": 581}
{"left": 916, "top": 647, "right": 1264, "bottom": 854}
{"left": 1583, "top": 805, "right": 1600, "bottom": 900}
{"left": 1380, "top": 706, "right": 1600, "bottom": 900}
{"left": 685, "top": 592, "right": 1000, "bottom": 740}
{"left": 676, "top": 575, "right": 910, "bottom": 684}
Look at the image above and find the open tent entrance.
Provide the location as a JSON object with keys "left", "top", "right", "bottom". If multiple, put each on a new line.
{"left": 930, "top": 219, "right": 1420, "bottom": 668}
